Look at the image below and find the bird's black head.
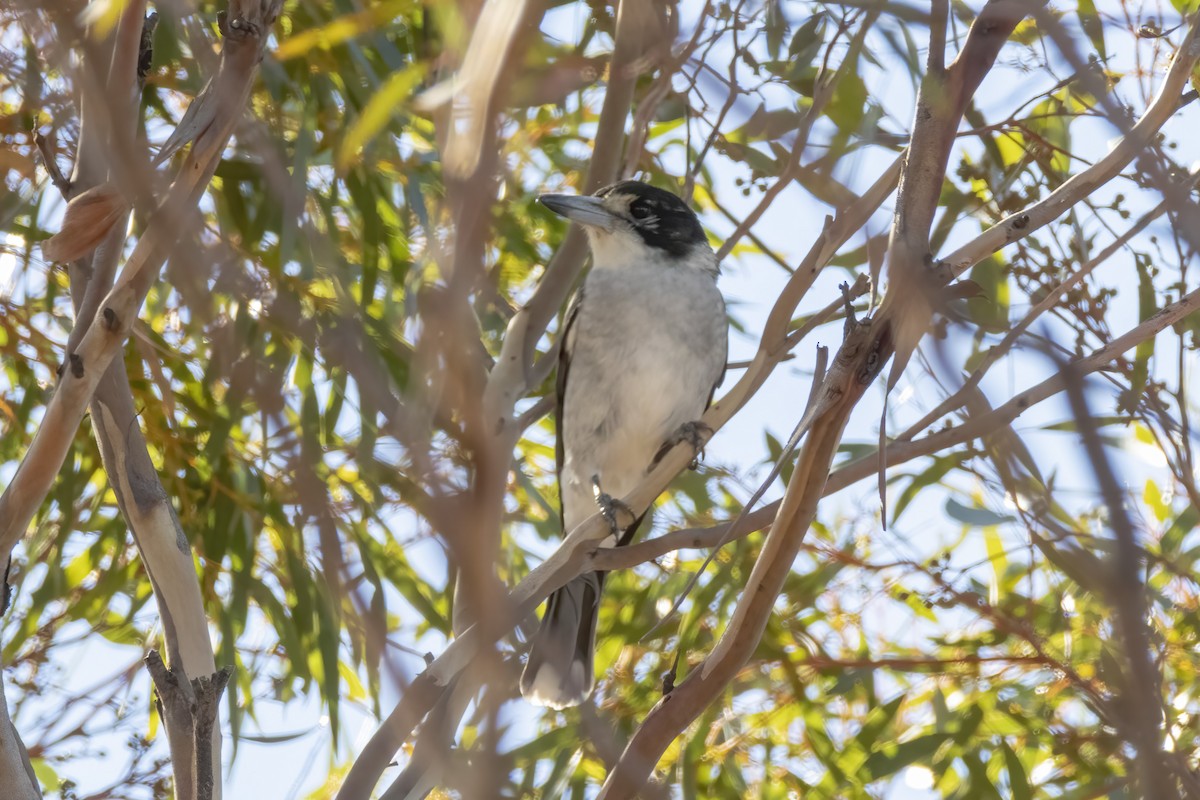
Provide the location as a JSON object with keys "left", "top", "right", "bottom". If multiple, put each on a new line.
{"left": 539, "top": 180, "right": 709, "bottom": 260}
{"left": 593, "top": 181, "right": 706, "bottom": 257}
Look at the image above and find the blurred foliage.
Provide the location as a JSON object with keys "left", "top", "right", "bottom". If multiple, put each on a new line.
{"left": 1, "top": 0, "right": 1199, "bottom": 798}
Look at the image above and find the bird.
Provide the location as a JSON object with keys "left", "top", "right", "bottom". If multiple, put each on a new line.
{"left": 520, "top": 180, "right": 728, "bottom": 709}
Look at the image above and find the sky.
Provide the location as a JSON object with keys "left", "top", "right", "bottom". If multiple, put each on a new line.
{"left": 4, "top": 0, "right": 1200, "bottom": 798}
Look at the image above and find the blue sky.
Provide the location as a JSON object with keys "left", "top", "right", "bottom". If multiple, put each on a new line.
{"left": 4, "top": 0, "right": 1200, "bottom": 797}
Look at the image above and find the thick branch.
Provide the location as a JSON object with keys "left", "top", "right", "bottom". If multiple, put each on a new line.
{"left": 598, "top": 309, "right": 888, "bottom": 799}
{"left": 0, "top": 569, "right": 39, "bottom": 800}
{"left": 0, "top": 681, "right": 39, "bottom": 800}
{"left": 145, "top": 651, "right": 234, "bottom": 800}
{"left": 46, "top": 5, "right": 226, "bottom": 794}
{"left": 0, "top": 0, "right": 282, "bottom": 563}
{"left": 93, "top": 400, "right": 216, "bottom": 677}
{"left": 881, "top": 0, "right": 1046, "bottom": 385}
{"left": 888, "top": 0, "right": 1040, "bottom": 274}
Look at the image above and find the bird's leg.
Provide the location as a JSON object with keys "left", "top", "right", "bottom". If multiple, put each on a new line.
{"left": 652, "top": 420, "right": 712, "bottom": 470}
{"left": 591, "top": 474, "right": 633, "bottom": 539}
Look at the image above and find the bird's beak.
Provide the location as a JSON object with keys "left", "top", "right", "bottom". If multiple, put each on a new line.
{"left": 539, "top": 194, "right": 619, "bottom": 231}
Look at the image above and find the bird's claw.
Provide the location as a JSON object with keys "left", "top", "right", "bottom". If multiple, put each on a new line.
{"left": 652, "top": 420, "right": 712, "bottom": 470}
{"left": 592, "top": 475, "right": 633, "bottom": 537}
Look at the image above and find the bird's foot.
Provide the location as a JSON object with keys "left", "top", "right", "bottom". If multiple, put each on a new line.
{"left": 591, "top": 475, "right": 633, "bottom": 538}
{"left": 652, "top": 420, "right": 712, "bottom": 470}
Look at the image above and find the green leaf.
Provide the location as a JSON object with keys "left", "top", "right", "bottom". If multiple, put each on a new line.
{"left": 1001, "top": 742, "right": 1033, "bottom": 800}
{"left": 1040, "top": 415, "right": 1131, "bottom": 432}
{"left": 30, "top": 759, "right": 60, "bottom": 792}
{"left": 275, "top": 0, "right": 418, "bottom": 60}
{"left": 1126, "top": 254, "right": 1155, "bottom": 408}
{"left": 984, "top": 525, "right": 1009, "bottom": 590}
{"left": 1076, "top": 0, "right": 1106, "bottom": 59}
{"left": 945, "top": 498, "right": 1014, "bottom": 527}
{"left": 864, "top": 733, "right": 949, "bottom": 780}
{"left": 764, "top": 0, "right": 787, "bottom": 59}
{"left": 1162, "top": 504, "right": 1199, "bottom": 555}
{"left": 826, "top": 71, "right": 868, "bottom": 134}
{"left": 1143, "top": 479, "right": 1171, "bottom": 523}
{"left": 338, "top": 63, "right": 427, "bottom": 170}
{"left": 857, "top": 695, "right": 905, "bottom": 749}
{"left": 788, "top": 14, "right": 825, "bottom": 64}
{"left": 966, "top": 255, "right": 1010, "bottom": 333}
{"left": 1025, "top": 97, "right": 1072, "bottom": 175}
{"left": 99, "top": 613, "right": 146, "bottom": 646}
{"left": 953, "top": 704, "right": 985, "bottom": 743}
{"left": 893, "top": 452, "right": 972, "bottom": 522}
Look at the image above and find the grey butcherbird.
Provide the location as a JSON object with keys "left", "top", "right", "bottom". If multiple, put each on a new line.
{"left": 520, "top": 181, "right": 728, "bottom": 708}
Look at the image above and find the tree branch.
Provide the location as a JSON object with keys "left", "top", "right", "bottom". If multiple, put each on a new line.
{"left": 0, "top": 679, "right": 39, "bottom": 800}
{"left": 941, "top": 12, "right": 1200, "bottom": 279}
{"left": 1059, "top": 362, "right": 1169, "bottom": 798}
{"left": 0, "top": 563, "right": 40, "bottom": 800}
{"left": 145, "top": 651, "right": 234, "bottom": 800}
{"left": 1, "top": 4, "right": 282, "bottom": 796}
{"left": 881, "top": 0, "right": 1048, "bottom": 389}
{"left": 598, "top": 304, "right": 888, "bottom": 799}
{"left": 337, "top": 77, "right": 902, "bottom": 800}
{"left": 590, "top": 282, "right": 1200, "bottom": 573}
{"left": 899, "top": 168, "right": 1197, "bottom": 442}
{"left": 0, "top": 0, "right": 282, "bottom": 563}
{"left": 481, "top": 0, "right": 668, "bottom": 435}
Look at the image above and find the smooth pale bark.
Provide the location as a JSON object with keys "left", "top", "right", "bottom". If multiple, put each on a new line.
{"left": 0, "top": 2, "right": 283, "bottom": 798}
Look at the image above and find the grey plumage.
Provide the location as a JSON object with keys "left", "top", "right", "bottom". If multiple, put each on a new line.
{"left": 520, "top": 181, "right": 727, "bottom": 708}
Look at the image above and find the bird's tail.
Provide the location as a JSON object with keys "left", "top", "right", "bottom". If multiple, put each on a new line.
{"left": 520, "top": 572, "right": 603, "bottom": 708}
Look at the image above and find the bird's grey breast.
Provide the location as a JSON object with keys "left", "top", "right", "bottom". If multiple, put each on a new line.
{"left": 561, "top": 263, "right": 725, "bottom": 509}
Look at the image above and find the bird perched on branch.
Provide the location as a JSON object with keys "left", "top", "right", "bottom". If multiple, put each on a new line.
{"left": 520, "top": 181, "right": 727, "bottom": 708}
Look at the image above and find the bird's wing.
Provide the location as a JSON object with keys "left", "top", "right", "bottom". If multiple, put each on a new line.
{"left": 705, "top": 364, "right": 725, "bottom": 412}
{"left": 555, "top": 290, "right": 584, "bottom": 529}
{"left": 704, "top": 306, "right": 728, "bottom": 412}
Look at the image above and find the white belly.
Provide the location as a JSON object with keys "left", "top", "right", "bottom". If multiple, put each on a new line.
{"left": 558, "top": 263, "right": 725, "bottom": 531}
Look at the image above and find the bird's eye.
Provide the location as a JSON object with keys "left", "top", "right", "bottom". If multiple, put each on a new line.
{"left": 630, "top": 202, "right": 650, "bottom": 220}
